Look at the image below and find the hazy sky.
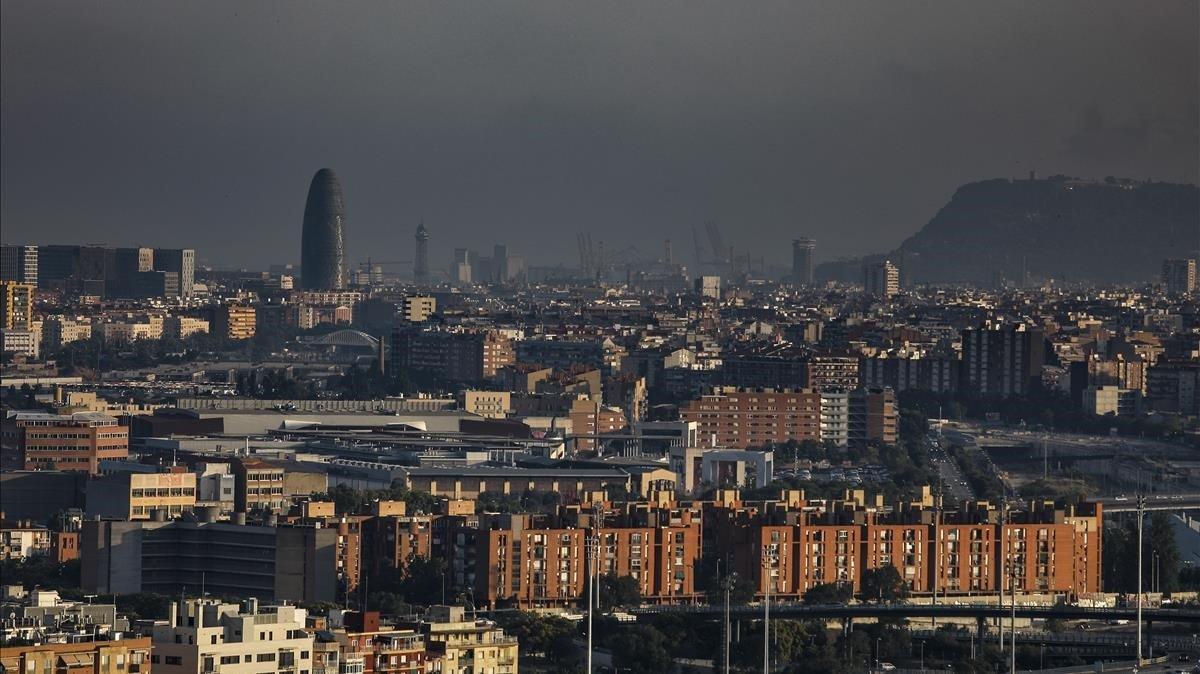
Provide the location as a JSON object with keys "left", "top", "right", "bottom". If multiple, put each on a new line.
{"left": 2, "top": 1, "right": 1197, "bottom": 270}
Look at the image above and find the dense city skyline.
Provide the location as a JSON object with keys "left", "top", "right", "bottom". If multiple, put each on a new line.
{"left": 5, "top": 3, "right": 1200, "bottom": 672}
{"left": 2, "top": 1, "right": 1197, "bottom": 269}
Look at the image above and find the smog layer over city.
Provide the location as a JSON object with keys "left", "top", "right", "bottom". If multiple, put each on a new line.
{"left": 1, "top": 2, "right": 1198, "bottom": 673}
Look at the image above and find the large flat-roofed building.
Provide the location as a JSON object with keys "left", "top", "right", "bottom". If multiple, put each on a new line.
{"left": 680, "top": 387, "right": 821, "bottom": 449}
{"left": 81, "top": 520, "right": 340, "bottom": 603}
{"left": 398, "top": 466, "right": 632, "bottom": 501}
{"left": 232, "top": 458, "right": 328, "bottom": 514}
{"left": 1, "top": 411, "right": 128, "bottom": 474}
{"left": 85, "top": 471, "right": 198, "bottom": 520}
{"left": 389, "top": 327, "right": 514, "bottom": 383}
{"left": 151, "top": 600, "right": 312, "bottom": 674}
{"left": 0, "top": 471, "right": 87, "bottom": 522}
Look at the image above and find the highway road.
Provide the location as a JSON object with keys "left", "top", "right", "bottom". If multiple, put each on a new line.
{"left": 927, "top": 432, "right": 974, "bottom": 502}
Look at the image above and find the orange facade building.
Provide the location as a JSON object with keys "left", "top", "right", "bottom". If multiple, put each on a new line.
{"left": 681, "top": 387, "right": 822, "bottom": 448}
{"left": 2, "top": 411, "right": 128, "bottom": 474}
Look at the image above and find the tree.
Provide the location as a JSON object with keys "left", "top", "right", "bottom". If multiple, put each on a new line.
{"left": 803, "top": 581, "right": 852, "bottom": 605}
{"left": 608, "top": 625, "right": 676, "bottom": 674}
{"left": 495, "top": 612, "right": 578, "bottom": 668}
{"left": 860, "top": 565, "right": 909, "bottom": 603}
{"left": 398, "top": 555, "right": 448, "bottom": 606}
{"left": 1146, "top": 511, "right": 1181, "bottom": 592}
{"left": 598, "top": 574, "right": 642, "bottom": 611}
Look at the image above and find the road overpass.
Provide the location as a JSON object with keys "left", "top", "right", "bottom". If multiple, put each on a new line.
{"left": 1095, "top": 494, "right": 1200, "bottom": 512}
{"left": 630, "top": 602, "right": 1200, "bottom": 624}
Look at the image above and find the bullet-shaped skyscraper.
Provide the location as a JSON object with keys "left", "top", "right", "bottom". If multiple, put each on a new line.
{"left": 300, "top": 169, "right": 346, "bottom": 290}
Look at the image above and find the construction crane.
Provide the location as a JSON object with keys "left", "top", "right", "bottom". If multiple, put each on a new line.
{"left": 705, "top": 221, "right": 728, "bottom": 264}
{"left": 359, "top": 258, "right": 413, "bottom": 269}
{"left": 577, "top": 233, "right": 595, "bottom": 278}
{"left": 692, "top": 225, "right": 707, "bottom": 266}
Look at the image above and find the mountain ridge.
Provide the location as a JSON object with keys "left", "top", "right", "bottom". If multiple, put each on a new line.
{"left": 816, "top": 176, "right": 1199, "bottom": 285}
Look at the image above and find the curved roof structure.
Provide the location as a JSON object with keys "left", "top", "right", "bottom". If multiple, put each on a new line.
{"left": 309, "top": 329, "right": 379, "bottom": 349}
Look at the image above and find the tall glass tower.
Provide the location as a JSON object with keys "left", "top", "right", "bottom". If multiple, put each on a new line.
{"left": 300, "top": 168, "right": 346, "bottom": 290}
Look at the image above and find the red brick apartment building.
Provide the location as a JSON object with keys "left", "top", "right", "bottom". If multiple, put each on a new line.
{"left": 708, "top": 492, "right": 1102, "bottom": 600}
{"left": 681, "top": 387, "right": 822, "bottom": 447}
{"left": 337, "top": 491, "right": 1102, "bottom": 611}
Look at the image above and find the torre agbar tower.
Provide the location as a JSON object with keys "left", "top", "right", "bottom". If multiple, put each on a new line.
{"left": 300, "top": 168, "right": 346, "bottom": 290}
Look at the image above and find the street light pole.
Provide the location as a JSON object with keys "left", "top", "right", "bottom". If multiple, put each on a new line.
{"left": 762, "top": 546, "right": 776, "bottom": 674}
{"left": 724, "top": 573, "right": 732, "bottom": 674}
{"left": 1136, "top": 494, "right": 1146, "bottom": 668}
{"left": 999, "top": 499, "right": 1007, "bottom": 650}
{"left": 1010, "top": 553, "right": 1016, "bottom": 674}
{"left": 586, "top": 503, "right": 601, "bottom": 674}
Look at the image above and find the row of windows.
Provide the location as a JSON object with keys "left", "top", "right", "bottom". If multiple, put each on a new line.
{"left": 132, "top": 487, "right": 196, "bottom": 497}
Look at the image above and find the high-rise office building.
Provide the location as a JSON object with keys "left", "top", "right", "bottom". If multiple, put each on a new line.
{"left": 863, "top": 260, "right": 899, "bottom": 299}
{"left": 961, "top": 323, "right": 1046, "bottom": 397}
{"left": 37, "top": 245, "right": 111, "bottom": 295}
{"left": 791, "top": 238, "right": 815, "bottom": 284}
{"left": 300, "top": 168, "right": 346, "bottom": 290}
{"left": 493, "top": 244, "right": 509, "bottom": 283}
{"left": 1162, "top": 258, "right": 1197, "bottom": 295}
{"left": 414, "top": 222, "right": 430, "bottom": 283}
{"left": 154, "top": 248, "right": 196, "bottom": 298}
{"left": 110, "top": 247, "right": 153, "bottom": 297}
{"left": 1, "top": 281, "right": 35, "bottom": 330}
{"left": 0, "top": 245, "right": 38, "bottom": 285}
{"left": 452, "top": 248, "right": 473, "bottom": 284}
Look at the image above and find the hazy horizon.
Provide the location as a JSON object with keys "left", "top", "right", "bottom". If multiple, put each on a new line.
{"left": 2, "top": 1, "right": 1197, "bottom": 270}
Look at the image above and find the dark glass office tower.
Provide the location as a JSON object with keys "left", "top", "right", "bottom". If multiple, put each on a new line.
{"left": 300, "top": 168, "right": 346, "bottom": 290}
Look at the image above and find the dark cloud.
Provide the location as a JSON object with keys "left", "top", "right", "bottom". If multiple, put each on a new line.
{"left": 2, "top": 1, "right": 1196, "bottom": 269}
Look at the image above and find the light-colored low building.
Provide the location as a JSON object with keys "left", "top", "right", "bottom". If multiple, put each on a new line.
{"left": 402, "top": 296, "right": 436, "bottom": 322}
{"left": 0, "top": 329, "right": 39, "bottom": 358}
{"left": 163, "top": 316, "right": 210, "bottom": 340}
{"left": 0, "top": 523, "right": 51, "bottom": 560}
{"left": 0, "top": 636, "right": 153, "bottom": 674}
{"left": 461, "top": 390, "right": 512, "bottom": 419}
{"left": 86, "top": 471, "right": 198, "bottom": 520}
{"left": 42, "top": 316, "right": 93, "bottom": 349}
{"left": 1082, "top": 385, "right": 1142, "bottom": 417}
{"left": 152, "top": 599, "right": 312, "bottom": 674}
{"left": 102, "top": 317, "right": 164, "bottom": 344}
{"left": 669, "top": 446, "right": 774, "bottom": 494}
{"left": 420, "top": 605, "right": 517, "bottom": 674}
